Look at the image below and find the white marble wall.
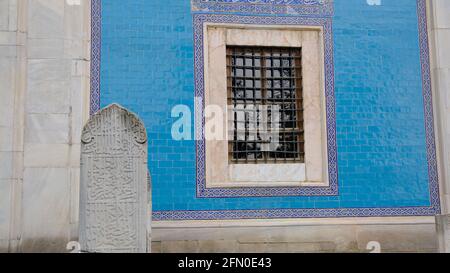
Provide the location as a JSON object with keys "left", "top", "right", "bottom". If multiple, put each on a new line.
{"left": 0, "top": 0, "right": 91, "bottom": 252}
{"left": 429, "top": 0, "right": 450, "bottom": 214}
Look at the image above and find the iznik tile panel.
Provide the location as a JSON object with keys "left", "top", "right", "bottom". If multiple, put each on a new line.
{"left": 93, "top": 0, "right": 440, "bottom": 220}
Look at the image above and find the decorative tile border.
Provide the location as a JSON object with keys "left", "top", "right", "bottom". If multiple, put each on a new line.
{"left": 91, "top": 0, "right": 441, "bottom": 220}
{"left": 416, "top": 0, "right": 440, "bottom": 215}
{"left": 90, "top": 0, "right": 102, "bottom": 115}
{"left": 192, "top": 0, "right": 334, "bottom": 17}
{"left": 193, "top": 14, "right": 339, "bottom": 198}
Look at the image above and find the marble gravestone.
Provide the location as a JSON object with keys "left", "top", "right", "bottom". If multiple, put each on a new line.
{"left": 436, "top": 215, "right": 450, "bottom": 253}
{"left": 79, "top": 104, "right": 151, "bottom": 253}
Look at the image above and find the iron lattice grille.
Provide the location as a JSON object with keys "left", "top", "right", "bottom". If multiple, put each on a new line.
{"left": 227, "top": 46, "right": 305, "bottom": 164}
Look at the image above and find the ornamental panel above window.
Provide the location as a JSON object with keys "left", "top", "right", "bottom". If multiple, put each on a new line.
{"left": 203, "top": 25, "right": 328, "bottom": 188}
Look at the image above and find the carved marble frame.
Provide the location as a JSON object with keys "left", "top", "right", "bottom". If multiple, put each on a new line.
{"left": 90, "top": 0, "right": 441, "bottom": 220}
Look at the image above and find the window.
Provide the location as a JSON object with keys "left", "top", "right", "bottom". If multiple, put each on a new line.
{"left": 227, "top": 46, "right": 305, "bottom": 164}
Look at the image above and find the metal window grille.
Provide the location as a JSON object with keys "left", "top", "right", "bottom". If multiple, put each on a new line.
{"left": 227, "top": 46, "right": 305, "bottom": 164}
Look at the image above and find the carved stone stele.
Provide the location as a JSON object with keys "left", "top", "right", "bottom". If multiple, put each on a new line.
{"left": 80, "top": 104, "right": 150, "bottom": 253}
{"left": 436, "top": 215, "right": 450, "bottom": 253}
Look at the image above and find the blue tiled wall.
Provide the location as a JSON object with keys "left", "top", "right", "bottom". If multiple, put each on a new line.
{"left": 100, "top": 0, "right": 431, "bottom": 212}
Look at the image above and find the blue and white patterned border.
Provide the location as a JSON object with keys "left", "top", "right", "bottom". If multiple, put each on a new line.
{"left": 90, "top": 0, "right": 441, "bottom": 220}
{"left": 193, "top": 14, "right": 339, "bottom": 198}
{"left": 90, "top": 0, "right": 102, "bottom": 115}
{"left": 192, "top": 0, "right": 334, "bottom": 17}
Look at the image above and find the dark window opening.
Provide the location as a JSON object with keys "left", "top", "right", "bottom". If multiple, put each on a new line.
{"left": 227, "top": 46, "right": 305, "bottom": 164}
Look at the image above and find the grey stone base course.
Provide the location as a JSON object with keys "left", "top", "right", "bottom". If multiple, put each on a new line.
{"left": 152, "top": 222, "right": 437, "bottom": 253}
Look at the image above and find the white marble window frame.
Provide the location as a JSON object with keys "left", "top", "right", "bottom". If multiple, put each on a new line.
{"left": 204, "top": 23, "right": 329, "bottom": 188}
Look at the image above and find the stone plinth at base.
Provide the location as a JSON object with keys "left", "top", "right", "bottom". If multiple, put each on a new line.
{"left": 436, "top": 215, "right": 450, "bottom": 253}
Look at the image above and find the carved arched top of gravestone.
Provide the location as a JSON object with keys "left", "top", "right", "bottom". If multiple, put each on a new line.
{"left": 81, "top": 104, "right": 147, "bottom": 156}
